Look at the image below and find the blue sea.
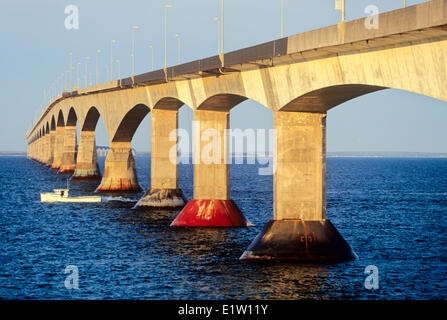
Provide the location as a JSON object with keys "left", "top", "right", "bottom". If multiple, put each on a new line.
{"left": 0, "top": 156, "right": 446, "bottom": 299}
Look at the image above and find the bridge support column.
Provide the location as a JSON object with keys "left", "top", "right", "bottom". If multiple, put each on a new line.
{"left": 27, "top": 141, "right": 35, "bottom": 161}
{"left": 39, "top": 135, "right": 45, "bottom": 164}
{"left": 42, "top": 134, "right": 50, "bottom": 166}
{"left": 45, "top": 130, "right": 55, "bottom": 167}
{"left": 29, "top": 142, "right": 34, "bottom": 161}
{"left": 95, "top": 141, "right": 142, "bottom": 193}
{"left": 36, "top": 139, "right": 41, "bottom": 163}
{"left": 171, "top": 109, "right": 249, "bottom": 227}
{"left": 58, "top": 125, "right": 77, "bottom": 174}
{"left": 51, "top": 126, "right": 64, "bottom": 170}
{"left": 134, "top": 109, "right": 186, "bottom": 209}
{"left": 71, "top": 131, "right": 101, "bottom": 180}
{"left": 241, "top": 111, "right": 355, "bottom": 261}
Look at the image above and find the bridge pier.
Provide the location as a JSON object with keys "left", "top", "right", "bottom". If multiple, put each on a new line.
{"left": 35, "top": 139, "right": 41, "bottom": 163}
{"left": 134, "top": 109, "right": 186, "bottom": 209}
{"left": 171, "top": 109, "right": 249, "bottom": 227}
{"left": 45, "top": 130, "right": 55, "bottom": 167}
{"left": 95, "top": 141, "right": 142, "bottom": 193}
{"left": 71, "top": 131, "right": 101, "bottom": 180}
{"left": 241, "top": 112, "right": 355, "bottom": 261}
{"left": 42, "top": 134, "right": 51, "bottom": 166}
{"left": 28, "top": 141, "right": 36, "bottom": 161}
{"left": 51, "top": 126, "right": 64, "bottom": 170}
{"left": 58, "top": 125, "right": 77, "bottom": 174}
{"left": 40, "top": 135, "right": 46, "bottom": 164}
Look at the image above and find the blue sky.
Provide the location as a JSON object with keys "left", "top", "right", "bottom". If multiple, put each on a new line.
{"left": 0, "top": 0, "right": 445, "bottom": 153}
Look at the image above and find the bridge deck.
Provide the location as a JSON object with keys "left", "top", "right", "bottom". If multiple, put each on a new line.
{"left": 27, "top": 0, "right": 447, "bottom": 139}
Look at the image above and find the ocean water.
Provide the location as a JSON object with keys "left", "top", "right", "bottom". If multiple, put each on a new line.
{"left": 0, "top": 156, "right": 446, "bottom": 299}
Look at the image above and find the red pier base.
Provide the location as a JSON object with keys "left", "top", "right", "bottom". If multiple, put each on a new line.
{"left": 240, "top": 219, "right": 356, "bottom": 262}
{"left": 94, "top": 178, "right": 143, "bottom": 194}
{"left": 57, "top": 166, "right": 76, "bottom": 175}
{"left": 170, "top": 199, "right": 250, "bottom": 227}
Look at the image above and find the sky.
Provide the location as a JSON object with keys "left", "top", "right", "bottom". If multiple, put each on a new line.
{"left": 0, "top": 0, "right": 446, "bottom": 153}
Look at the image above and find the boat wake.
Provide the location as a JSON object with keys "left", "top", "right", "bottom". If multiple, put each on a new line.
{"left": 102, "top": 196, "right": 137, "bottom": 203}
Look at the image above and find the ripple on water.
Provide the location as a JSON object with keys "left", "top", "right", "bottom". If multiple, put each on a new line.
{"left": 0, "top": 156, "right": 445, "bottom": 299}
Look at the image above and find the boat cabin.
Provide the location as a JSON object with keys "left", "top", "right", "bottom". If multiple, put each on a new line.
{"left": 53, "top": 189, "right": 69, "bottom": 197}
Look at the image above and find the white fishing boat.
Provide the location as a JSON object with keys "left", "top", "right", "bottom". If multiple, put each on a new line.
{"left": 40, "top": 189, "right": 102, "bottom": 203}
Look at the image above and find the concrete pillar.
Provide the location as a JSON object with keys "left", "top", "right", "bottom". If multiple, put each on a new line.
{"left": 42, "top": 134, "right": 50, "bottom": 166}
{"left": 171, "top": 109, "right": 249, "bottom": 227}
{"left": 36, "top": 139, "right": 41, "bottom": 163}
{"left": 241, "top": 111, "right": 354, "bottom": 261}
{"left": 71, "top": 131, "right": 101, "bottom": 180}
{"left": 95, "top": 141, "right": 142, "bottom": 193}
{"left": 51, "top": 126, "right": 65, "bottom": 169}
{"left": 58, "top": 125, "right": 77, "bottom": 174}
{"left": 134, "top": 109, "right": 186, "bottom": 209}
{"left": 40, "top": 138, "right": 45, "bottom": 164}
{"left": 273, "top": 112, "right": 326, "bottom": 221}
{"left": 45, "top": 131, "right": 56, "bottom": 167}
{"left": 27, "top": 142, "right": 32, "bottom": 160}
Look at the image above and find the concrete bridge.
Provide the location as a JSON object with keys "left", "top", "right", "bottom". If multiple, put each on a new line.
{"left": 96, "top": 146, "right": 136, "bottom": 157}
{"left": 25, "top": 1, "right": 447, "bottom": 261}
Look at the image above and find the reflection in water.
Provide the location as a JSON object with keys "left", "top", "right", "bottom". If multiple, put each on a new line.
{"left": 115, "top": 203, "right": 338, "bottom": 300}
{"left": 0, "top": 157, "right": 446, "bottom": 299}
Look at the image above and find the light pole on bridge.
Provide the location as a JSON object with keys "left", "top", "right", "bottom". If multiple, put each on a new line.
{"left": 77, "top": 62, "right": 81, "bottom": 88}
{"left": 64, "top": 70, "right": 69, "bottom": 92}
{"left": 175, "top": 33, "right": 180, "bottom": 64}
{"left": 85, "top": 56, "right": 90, "bottom": 88}
{"left": 116, "top": 59, "right": 121, "bottom": 85}
{"left": 221, "top": 0, "right": 225, "bottom": 66}
{"left": 164, "top": 4, "right": 173, "bottom": 74}
{"left": 110, "top": 40, "right": 116, "bottom": 81}
{"left": 335, "top": 0, "right": 345, "bottom": 22}
{"left": 69, "top": 52, "right": 73, "bottom": 91}
{"left": 149, "top": 45, "right": 154, "bottom": 71}
{"left": 214, "top": 17, "right": 220, "bottom": 55}
{"left": 281, "top": 0, "right": 284, "bottom": 38}
{"left": 131, "top": 26, "right": 139, "bottom": 84}
{"left": 96, "top": 49, "right": 101, "bottom": 85}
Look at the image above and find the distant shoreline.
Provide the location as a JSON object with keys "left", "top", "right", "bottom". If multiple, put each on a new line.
{"left": 2, "top": 152, "right": 447, "bottom": 159}
{"left": 0, "top": 153, "right": 27, "bottom": 157}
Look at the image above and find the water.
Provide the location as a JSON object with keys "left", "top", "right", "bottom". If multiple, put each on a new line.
{"left": 0, "top": 156, "right": 446, "bottom": 299}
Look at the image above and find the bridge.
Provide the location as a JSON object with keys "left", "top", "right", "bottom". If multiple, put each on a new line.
{"left": 25, "top": 0, "right": 447, "bottom": 261}
{"left": 96, "top": 146, "right": 136, "bottom": 157}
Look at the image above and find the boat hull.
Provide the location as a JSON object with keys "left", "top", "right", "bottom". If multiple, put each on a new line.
{"left": 40, "top": 193, "right": 102, "bottom": 203}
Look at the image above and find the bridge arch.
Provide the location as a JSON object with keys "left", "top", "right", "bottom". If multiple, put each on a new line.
{"left": 57, "top": 109, "right": 65, "bottom": 127}
{"left": 71, "top": 106, "right": 105, "bottom": 181}
{"left": 111, "top": 104, "right": 150, "bottom": 143}
{"left": 66, "top": 107, "right": 78, "bottom": 127}
{"left": 279, "top": 84, "right": 386, "bottom": 112}
{"left": 196, "top": 94, "right": 249, "bottom": 111}
{"left": 279, "top": 82, "right": 447, "bottom": 113}
{"left": 95, "top": 103, "right": 150, "bottom": 193}
{"left": 153, "top": 97, "right": 186, "bottom": 111}
{"left": 50, "top": 115, "right": 56, "bottom": 131}
{"left": 81, "top": 106, "right": 102, "bottom": 132}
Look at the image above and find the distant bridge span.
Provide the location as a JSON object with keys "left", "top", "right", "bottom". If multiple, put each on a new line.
{"left": 26, "top": 1, "right": 447, "bottom": 261}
